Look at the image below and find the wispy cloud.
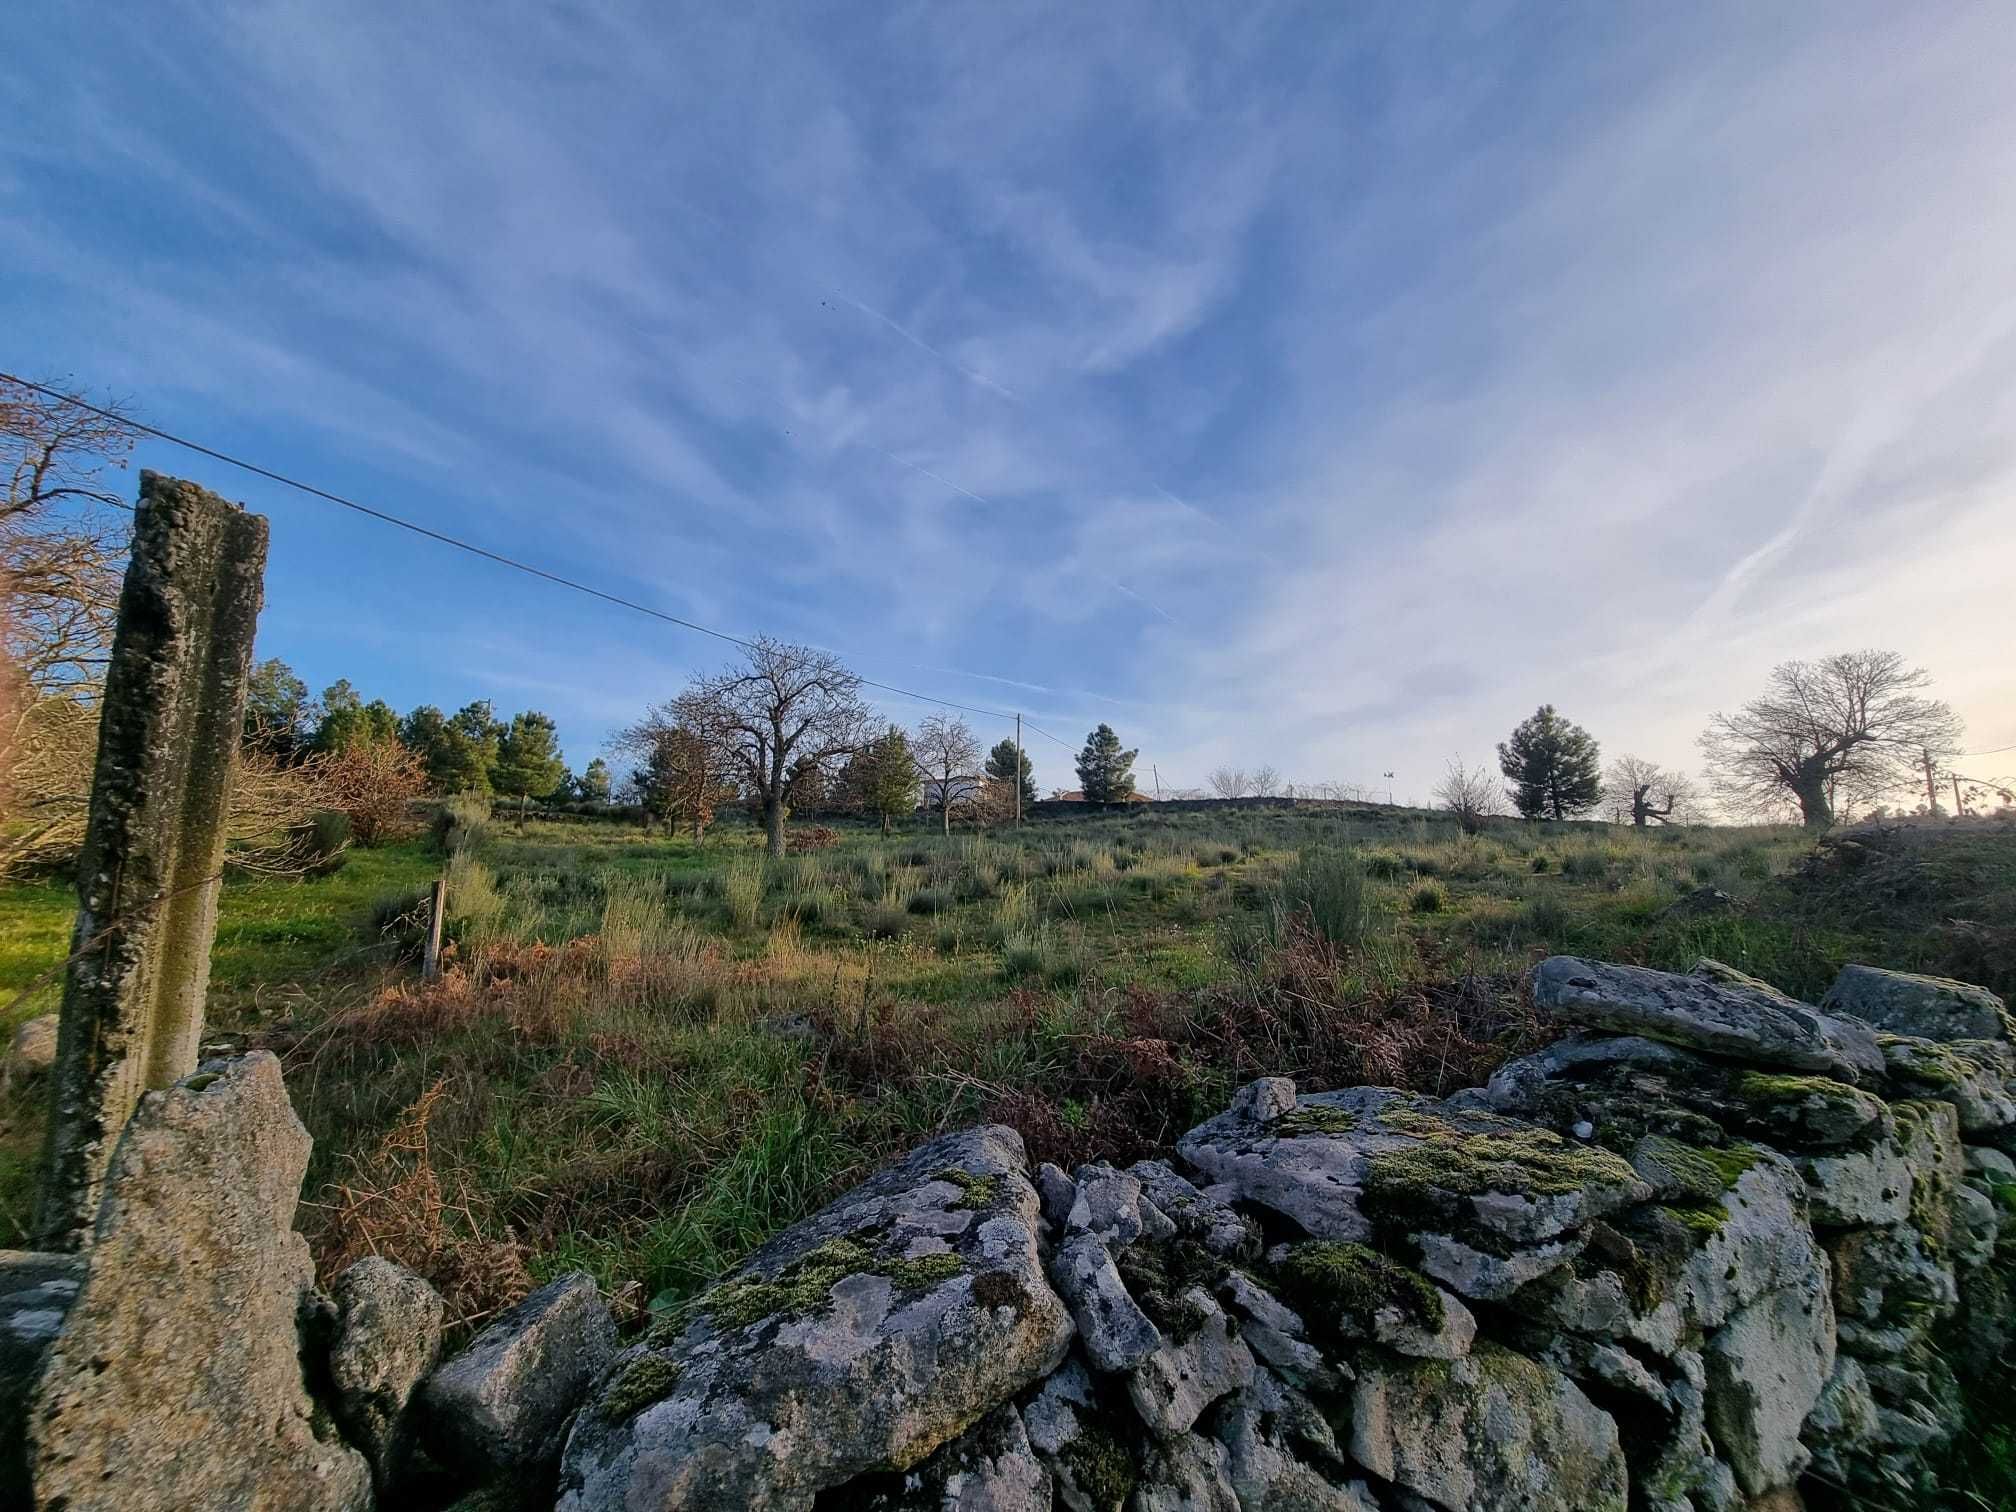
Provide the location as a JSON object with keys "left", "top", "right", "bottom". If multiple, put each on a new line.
{"left": 3, "top": 2, "right": 2011, "bottom": 792}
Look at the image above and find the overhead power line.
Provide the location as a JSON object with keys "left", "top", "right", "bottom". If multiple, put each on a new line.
{"left": 3, "top": 372, "right": 1062, "bottom": 728}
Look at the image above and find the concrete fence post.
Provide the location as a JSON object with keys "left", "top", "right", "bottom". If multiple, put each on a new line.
{"left": 36, "top": 472, "right": 268, "bottom": 1250}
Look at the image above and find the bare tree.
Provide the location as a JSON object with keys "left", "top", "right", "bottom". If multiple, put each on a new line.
{"left": 912, "top": 713, "right": 982, "bottom": 835}
{"left": 1603, "top": 755, "right": 1701, "bottom": 827}
{"left": 1251, "top": 764, "right": 1283, "bottom": 798}
{"left": 1433, "top": 758, "right": 1501, "bottom": 835}
{"left": 1700, "top": 651, "right": 1962, "bottom": 829}
{"left": 2, "top": 377, "right": 138, "bottom": 696}
{"left": 1207, "top": 767, "right": 1251, "bottom": 799}
{"left": 670, "top": 639, "right": 872, "bottom": 858}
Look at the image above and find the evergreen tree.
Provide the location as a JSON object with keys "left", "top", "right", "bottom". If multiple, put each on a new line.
{"left": 312, "top": 681, "right": 399, "bottom": 754}
{"left": 243, "top": 658, "right": 313, "bottom": 759}
{"left": 401, "top": 704, "right": 492, "bottom": 794}
{"left": 493, "top": 711, "right": 567, "bottom": 811}
{"left": 1074, "top": 724, "right": 1138, "bottom": 805}
{"left": 578, "top": 757, "right": 612, "bottom": 803}
{"left": 853, "top": 725, "right": 920, "bottom": 833}
{"left": 1497, "top": 705, "right": 1603, "bottom": 820}
{"left": 985, "top": 738, "right": 1037, "bottom": 807}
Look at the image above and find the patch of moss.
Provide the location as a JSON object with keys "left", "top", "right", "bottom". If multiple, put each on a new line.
{"left": 181, "top": 1072, "right": 222, "bottom": 1093}
{"left": 933, "top": 1167, "right": 1002, "bottom": 1210}
{"left": 1270, "top": 1240, "right": 1444, "bottom": 1338}
{"left": 1362, "top": 1107, "right": 1642, "bottom": 1222}
{"left": 598, "top": 1354, "right": 682, "bottom": 1423}
{"left": 1272, "top": 1105, "right": 1359, "bottom": 1137}
{"left": 1114, "top": 1239, "right": 1224, "bottom": 1343}
{"left": 1061, "top": 1416, "right": 1138, "bottom": 1506}
{"left": 1659, "top": 1203, "right": 1731, "bottom": 1242}
{"left": 1694, "top": 1141, "right": 1763, "bottom": 1189}
{"left": 1736, "top": 1071, "right": 1865, "bottom": 1106}
{"left": 702, "top": 1236, "right": 965, "bottom": 1332}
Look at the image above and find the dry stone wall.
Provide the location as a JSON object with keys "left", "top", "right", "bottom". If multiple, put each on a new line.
{"left": 2, "top": 958, "right": 2010, "bottom": 1511}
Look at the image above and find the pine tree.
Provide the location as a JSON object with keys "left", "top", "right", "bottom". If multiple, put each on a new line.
{"left": 859, "top": 725, "right": 920, "bottom": 833}
{"left": 493, "top": 710, "right": 567, "bottom": 818}
{"left": 1075, "top": 724, "right": 1138, "bottom": 805}
{"left": 1497, "top": 705, "right": 1602, "bottom": 820}
{"left": 578, "top": 757, "right": 612, "bottom": 803}
{"left": 985, "top": 738, "right": 1037, "bottom": 807}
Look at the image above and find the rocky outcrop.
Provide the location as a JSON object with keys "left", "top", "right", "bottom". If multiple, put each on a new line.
{"left": 26, "top": 1052, "right": 374, "bottom": 1510}
{"left": 1, "top": 1013, "right": 57, "bottom": 1095}
{"left": 11, "top": 956, "right": 2009, "bottom": 1511}
{"left": 531, "top": 955, "right": 2010, "bottom": 1512}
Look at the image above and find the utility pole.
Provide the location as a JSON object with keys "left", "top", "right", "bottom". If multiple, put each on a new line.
{"left": 1921, "top": 748, "right": 1939, "bottom": 814}
{"left": 1153, "top": 764, "right": 1161, "bottom": 800}
{"left": 1951, "top": 771, "right": 1967, "bottom": 817}
{"left": 1014, "top": 713, "right": 1023, "bottom": 828}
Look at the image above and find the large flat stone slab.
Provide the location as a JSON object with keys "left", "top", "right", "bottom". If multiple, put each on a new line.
{"left": 1533, "top": 957, "right": 1883, "bottom": 1081}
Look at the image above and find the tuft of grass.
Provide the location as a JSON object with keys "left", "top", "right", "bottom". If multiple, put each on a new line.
{"left": 1407, "top": 880, "right": 1448, "bottom": 914}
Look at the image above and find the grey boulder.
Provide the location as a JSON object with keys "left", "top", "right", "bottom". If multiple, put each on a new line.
{"left": 27, "top": 1053, "right": 373, "bottom": 1512}
{"left": 328, "top": 1255, "right": 445, "bottom": 1490}
{"left": 1532, "top": 956, "right": 1883, "bottom": 1081}
{"left": 1822, "top": 963, "right": 2012, "bottom": 1044}
{"left": 557, "top": 1126, "right": 1071, "bottom": 1511}
{"left": 1049, "top": 1234, "right": 1160, "bottom": 1372}
{"left": 1350, "top": 1342, "right": 1627, "bottom": 1512}
{"left": 423, "top": 1271, "right": 617, "bottom": 1478}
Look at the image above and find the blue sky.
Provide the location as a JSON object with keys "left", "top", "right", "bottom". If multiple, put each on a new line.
{"left": 5, "top": 3, "right": 2012, "bottom": 799}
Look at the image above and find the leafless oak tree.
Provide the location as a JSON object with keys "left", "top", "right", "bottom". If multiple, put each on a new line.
{"left": 1433, "top": 758, "right": 1501, "bottom": 834}
{"left": 912, "top": 713, "right": 982, "bottom": 834}
{"left": 1603, "top": 755, "right": 1700, "bottom": 827}
{"left": 1699, "top": 651, "right": 1961, "bottom": 829}
{"left": 671, "top": 639, "right": 873, "bottom": 858}
{"left": 1207, "top": 767, "right": 1251, "bottom": 799}
{"left": 2, "top": 377, "right": 137, "bottom": 696}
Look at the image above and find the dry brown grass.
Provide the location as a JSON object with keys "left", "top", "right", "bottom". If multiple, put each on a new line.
{"left": 304, "top": 1079, "right": 534, "bottom": 1332}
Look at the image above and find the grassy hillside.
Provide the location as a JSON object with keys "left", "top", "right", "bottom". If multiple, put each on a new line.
{"left": 2, "top": 805, "right": 2008, "bottom": 1337}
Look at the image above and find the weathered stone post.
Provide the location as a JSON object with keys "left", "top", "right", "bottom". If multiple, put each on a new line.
{"left": 35, "top": 472, "right": 268, "bottom": 1250}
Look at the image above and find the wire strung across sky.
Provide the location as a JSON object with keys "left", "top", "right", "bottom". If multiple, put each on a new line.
{"left": 2, "top": 372, "right": 1088, "bottom": 750}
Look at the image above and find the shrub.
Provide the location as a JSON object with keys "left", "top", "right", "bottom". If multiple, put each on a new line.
{"left": 1518, "top": 894, "right": 1572, "bottom": 942}
{"left": 433, "top": 794, "right": 492, "bottom": 855}
{"left": 1001, "top": 930, "right": 1047, "bottom": 980}
{"left": 787, "top": 826, "right": 840, "bottom": 854}
{"left": 319, "top": 739, "right": 430, "bottom": 846}
{"left": 1562, "top": 848, "right": 1612, "bottom": 884}
{"left": 906, "top": 887, "right": 951, "bottom": 916}
{"left": 1363, "top": 850, "right": 1408, "bottom": 880}
{"left": 862, "top": 903, "right": 910, "bottom": 940}
{"left": 1407, "top": 880, "right": 1448, "bottom": 914}
{"left": 288, "top": 809, "right": 352, "bottom": 876}
{"left": 1529, "top": 854, "right": 1551, "bottom": 874}
{"left": 1279, "top": 850, "right": 1372, "bottom": 952}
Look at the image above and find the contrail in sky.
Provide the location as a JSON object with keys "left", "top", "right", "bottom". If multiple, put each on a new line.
{"left": 835, "top": 292, "right": 1024, "bottom": 403}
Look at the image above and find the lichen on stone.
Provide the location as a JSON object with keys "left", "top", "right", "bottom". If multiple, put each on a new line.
{"left": 932, "top": 1167, "right": 1002, "bottom": 1211}
{"left": 702, "top": 1236, "right": 966, "bottom": 1332}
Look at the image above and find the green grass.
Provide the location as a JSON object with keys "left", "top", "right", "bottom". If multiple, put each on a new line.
{"left": 1, "top": 804, "right": 2003, "bottom": 1332}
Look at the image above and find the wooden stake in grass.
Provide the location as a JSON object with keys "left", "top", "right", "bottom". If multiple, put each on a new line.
{"left": 36, "top": 473, "right": 268, "bottom": 1250}
{"left": 423, "top": 877, "right": 447, "bottom": 982}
